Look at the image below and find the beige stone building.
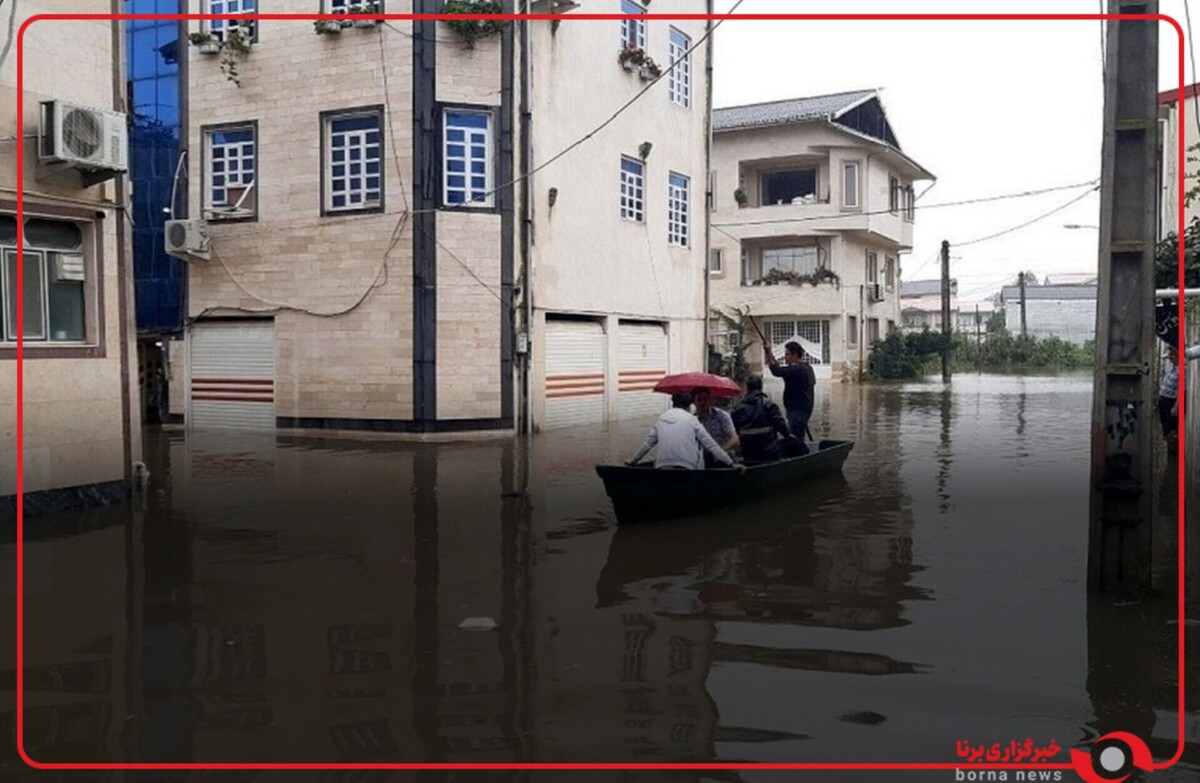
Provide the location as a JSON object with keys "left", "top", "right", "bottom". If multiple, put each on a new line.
{"left": 709, "top": 89, "right": 933, "bottom": 384}
{"left": 171, "top": 0, "right": 711, "bottom": 435}
{"left": 0, "top": 2, "right": 141, "bottom": 518}
{"left": 1158, "top": 82, "right": 1199, "bottom": 240}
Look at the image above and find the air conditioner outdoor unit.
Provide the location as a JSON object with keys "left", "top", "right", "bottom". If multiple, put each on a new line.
{"left": 868, "top": 283, "right": 885, "bottom": 303}
{"left": 164, "top": 219, "right": 211, "bottom": 261}
{"left": 39, "top": 100, "right": 128, "bottom": 174}
{"left": 52, "top": 254, "right": 86, "bottom": 282}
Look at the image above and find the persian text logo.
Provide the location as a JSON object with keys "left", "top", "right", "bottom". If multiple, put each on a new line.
{"left": 953, "top": 739, "right": 1064, "bottom": 783}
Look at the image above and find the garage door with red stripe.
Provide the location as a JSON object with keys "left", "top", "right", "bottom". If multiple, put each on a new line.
{"left": 189, "top": 321, "right": 276, "bottom": 431}
{"left": 544, "top": 319, "right": 606, "bottom": 430}
{"left": 618, "top": 322, "right": 668, "bottom": 420}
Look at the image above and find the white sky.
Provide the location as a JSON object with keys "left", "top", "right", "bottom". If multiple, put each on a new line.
{"left": 711, "top": 0, "right": 1192, "bottom": 301}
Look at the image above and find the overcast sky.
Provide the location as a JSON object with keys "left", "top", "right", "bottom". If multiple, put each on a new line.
{"left": 711, "top": 0, "right": 1192, "bottom": 301}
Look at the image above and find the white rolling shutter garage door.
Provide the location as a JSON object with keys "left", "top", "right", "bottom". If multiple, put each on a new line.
{"left": 544, "top": 319, "right": 606, "bottom": 430}
{"left": 189, "top": 321, "right": 276, "bottom": 431}
{"left": 618, "top": 322, "right": 668, "bottom": 420}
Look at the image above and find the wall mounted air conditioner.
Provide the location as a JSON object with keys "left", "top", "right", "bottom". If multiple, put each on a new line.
{"left": 164, "top": 219, "right": 211, "bottom": 261}
{"left": 868, "top": 283, "right": 885, "bottom": 303}
{"left": 39, "top": 100, "right": 128, "bottom": 175}
{"left": 52, "top": 254, "right": 86, "bottom": 282}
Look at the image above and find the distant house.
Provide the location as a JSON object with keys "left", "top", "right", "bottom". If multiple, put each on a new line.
{"left": 1000, "top": 284, "right": 1097, "bottom": 344}
{"left": 954, "top": 300, "right": 996, "bottom": 335}
{"left": 899, "top": 279, "right": 957, "bottom": 333}
{"left": 1041, "top": 273, "right": 1098, "bottom": 286}
{"left": 710, "top": 88, "right": 935, "bottom": 384}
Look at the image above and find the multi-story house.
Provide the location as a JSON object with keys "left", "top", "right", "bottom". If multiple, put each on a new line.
{"left": 1, "top": 2, "right": 141, "bottom": 518}
{"left": 709, "top": 89, "right": 933, "bottom": 384}
{"left": 1000, "top": 282, "right": 1098, "bottom": 345}
{"left": 899, "top": 278, "right": 957, "bottom": 334}
{"left": 169, "top": 0, "right": 710, "bottom": 436}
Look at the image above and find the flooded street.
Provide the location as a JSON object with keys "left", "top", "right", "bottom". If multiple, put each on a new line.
{"left": 3, "top": 373, "right": 1198, "bottom": 781}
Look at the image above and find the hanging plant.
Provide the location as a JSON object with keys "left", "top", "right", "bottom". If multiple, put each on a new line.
{"left": 733, "top": 188, "right": 748, "bottom": 207}
{"left": 348, "top": 2, "right": 381, "bottom": 27}
{"left": 752, "top": 267, "right": 841, "bottom": 289}
{"left": 314, "top": 19, "right": 349, "bottom": 35}
{"left": 443, "top": 0, "right": 504, "bottom": 48}
{"left": 218, "top": 27, "right": 253, "bottom": 87}
{"left": 619, "top": 43, "right": 648, "bottom": 70}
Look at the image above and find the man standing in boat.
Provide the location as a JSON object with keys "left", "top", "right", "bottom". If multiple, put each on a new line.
{"left": 627, "top": 392, "right": 742, "bottom": 471}
{"left": 764, "top": 340, "right": 817, "bottom": 446}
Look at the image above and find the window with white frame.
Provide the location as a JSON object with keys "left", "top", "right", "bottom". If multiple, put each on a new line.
{"left": 0, "top": 216, "right": 87, "bottom": 343}
{"left": 327, "top": 0, "right": 381, "bottom": 12}
{"left": 621, "top": 0, "right": 646, "bottom": 49}
{"left": 668, "top": 28, "right": 691, "bottom": 107}
{"left": 889, "top": 176, "right": 900, "bottom": 213}
{"left": 206, "top": 0, "right": 256, "bottom": 42}
{"left": 325, "top": 109, "right": 383, "bottom": 214}
{"left": 708, "top": 248, "right": 723, "bottom": 275}
{"left": 443, "top": 109, "right": 493, "bottom": 208}
{"left": 620, "top": 156, "right": 645, "bottom": 222}
{"left": 866, "top": 250, "right": 879, "bottom": 284}
{"left": 205, "top": 124, "right": 257, "bottom": 218}
{"left": 885, "top": 255, "right": 896, "bottom": 291}
{"left": 762, "top": 246, "right": 820, "bottom": 277}
{"left": 768, "top": 320, "right": 830, "bottom": 364}
{"left": 904, "top": 185, "right": 916, "bottom": 221}
{"left": 668, "top": 172, "right": 690, "bottom": 246}
{"left": 843, "top": 161, "right": 860, "bottom": 209}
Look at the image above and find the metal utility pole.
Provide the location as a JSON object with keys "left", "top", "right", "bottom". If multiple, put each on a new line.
{"left": 941, "top": 240, "right": 951, "bottom": 383}
{"left": 1018, "top": 272, "right": 1028, "bottom": 339}
{"left": 1089, "top": 0, "right": 1159, "bottom": 597}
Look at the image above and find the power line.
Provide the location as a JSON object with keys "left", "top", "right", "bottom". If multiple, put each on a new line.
{"left": 949, "top": 185, "right": 1100, "bottom": 248}
{"left": 461, "top": 0, "right": 750, "bottom": 207}
{"left": 714, "top": 179, "right": 1099, "bottom": 229}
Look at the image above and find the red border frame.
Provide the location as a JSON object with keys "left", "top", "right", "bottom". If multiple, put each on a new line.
{"left": 11, "top": 7, "right": 1190, "bottom": 778}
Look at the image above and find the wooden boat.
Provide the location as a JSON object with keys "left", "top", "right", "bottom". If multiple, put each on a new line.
{"left": 595, "top": 440, "right": 855, "bottom": 523}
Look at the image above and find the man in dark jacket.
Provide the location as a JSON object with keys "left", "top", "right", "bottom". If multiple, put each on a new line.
{"left": 732, "top": 375, "right": 801, "bottom": 462}
{"left": 765, "top": 340, "right": 816, "bottom": 445}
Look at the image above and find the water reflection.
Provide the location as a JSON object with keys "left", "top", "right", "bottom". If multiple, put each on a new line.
{"left": 1, "top": 374, "right": 1197, "bottom": 776}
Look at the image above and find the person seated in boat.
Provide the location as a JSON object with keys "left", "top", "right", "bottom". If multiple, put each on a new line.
{"left": 692, "top": 385, "right": 739, "bottom": 468}
{"left": 626, "top": 392, "right": 743, "bottom": 471}
{"left": 732, "top": 374, "right": 804, "bottom": 462}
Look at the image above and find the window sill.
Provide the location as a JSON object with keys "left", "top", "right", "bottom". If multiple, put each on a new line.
{"left": 322, "top": 204, "right": 385, "bottom": 219}
{"left": 204, "top": 211, "right": 258, "bottom": 224}
{"left": 0, "top": 343, "right": 105, "bottom": 360}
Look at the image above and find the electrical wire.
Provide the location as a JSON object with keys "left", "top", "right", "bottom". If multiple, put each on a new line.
{"left": 949, "top": 185, "right": 1100, "bottom": 248}
{"left": 453, "top": 0, "right": 750, "bottom": 208}
{"left": 714, "top": 179, "right": 1100, "bottom": 229}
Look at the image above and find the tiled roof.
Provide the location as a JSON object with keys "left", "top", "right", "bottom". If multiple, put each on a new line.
{"left": 900, "top": 279, "right": 957, "bottom": 297}
{"left": 1001, "top": 285, "right": 1098, "bottom": 301}
{"left": 713, "top": 89, "right": 877, "bottom": 132}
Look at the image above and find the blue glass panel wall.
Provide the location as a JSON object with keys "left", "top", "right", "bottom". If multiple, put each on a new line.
{"left": 127, "top": 0, "right": 183, "bottom": 334}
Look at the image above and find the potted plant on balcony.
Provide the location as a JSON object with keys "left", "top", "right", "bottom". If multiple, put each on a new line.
{"left": 314, "top": 18, "right": 349, "bottom": 35}
{"left": 349, "top": 2, "right": 381, "bottom": 27}
{"left": 638, "top": 56, "right": 663, "bottom": 81}
{"left": 188, "top": 31, "right": 220, "bottom": 55}
{"left": 619, "top": 43, "right": 646, "bottom": 72}
{"left": 733, "top": 188, "right": 748, "bottom": 208}
{"left": 444, "top": 0, "right": 503, "bottom": 48}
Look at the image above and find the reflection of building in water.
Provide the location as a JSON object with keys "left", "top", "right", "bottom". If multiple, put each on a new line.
{"left": 1, "top": 517, "right": 132, "bottom": 768}
{"left": 142, "top": 434, "right": 535, "bottom": 763}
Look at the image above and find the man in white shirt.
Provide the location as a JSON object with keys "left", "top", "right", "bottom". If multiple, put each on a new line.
{"left": 627, "top": 393, "right": 741, "bottom": 471}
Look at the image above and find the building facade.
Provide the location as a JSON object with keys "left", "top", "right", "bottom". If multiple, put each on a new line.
{"left": 1000, "top": 283, "right": 1098, "bottom": 345}
{"left": 709, "top": 89, "right": 933, "bottom": 385}
{"left": 127, "top": 0, "right": 187, "bottom": 425}
{"left": 898, "top": 278, "right": 957, "bottom": 334}
{"left": 1158, "top": 82, "right": 1199, "bottom": 241}
{"left": 172, "top": 0, "right": 711, "bottom": 436}
{"left": 0, "top": 1, "right": 141, "bottom": 518}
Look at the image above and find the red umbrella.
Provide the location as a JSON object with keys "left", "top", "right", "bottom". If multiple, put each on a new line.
{"left": 653, "top": 372, "right": 742, "bottom": 398}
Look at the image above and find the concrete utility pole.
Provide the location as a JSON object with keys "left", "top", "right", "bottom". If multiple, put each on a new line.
{"left": 1018, "top": 272, "right": 1028, "bottom": 339}
{"left": 1089, "top": 0, "right": 1159, "bottom": 597}
{"left": 941, "top": 240, "right": 951, "bottom": 383}
{"left": 976, "top": 304, "right": 982, "bottom": 362}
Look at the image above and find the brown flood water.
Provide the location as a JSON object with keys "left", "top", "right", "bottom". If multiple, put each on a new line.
{"left": 2, "top": 373, "right": 1197, "bottom": 782}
